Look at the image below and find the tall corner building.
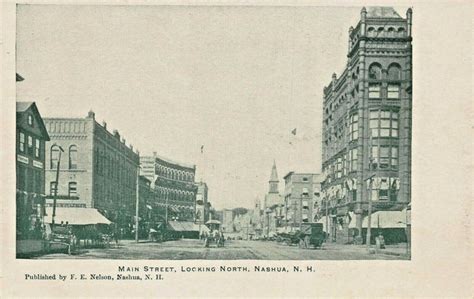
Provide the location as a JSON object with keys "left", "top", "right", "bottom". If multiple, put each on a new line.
{"left": 321, "top": 7, "right": 412, "bottom": 244}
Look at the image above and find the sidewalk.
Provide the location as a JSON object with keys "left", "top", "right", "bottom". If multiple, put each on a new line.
{"left": 322, "top": 242, "right": 410, "bottom": 259}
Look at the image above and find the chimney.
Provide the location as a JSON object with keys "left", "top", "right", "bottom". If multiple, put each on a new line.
{"left": 102, "top": 121, "right": 107, "bottom": 129}
{"left": 113, "top": 129, "right": 120, "bottom": 139}
{"left": 87, "top": 110, "right": 95, "bottom": 119}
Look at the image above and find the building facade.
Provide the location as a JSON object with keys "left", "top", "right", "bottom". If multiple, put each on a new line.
{"left": 222, "top": 209, "right": 234, "bottom": 233}
{"left": 43, "top": 111, "right": 139, "bottom": 232}
{"left": 16, "top": 102, "right": 50, "bottom": 240}
{"left": 263, "top": 161, "right": 284, "bottom": 236}
{"left": 140, "top": 153, "right": 197, "bottom": 223}
{"left": 321, "top": 7, "right": 412, "bottom": 244}
{"left": 282, "top": 173, "right": 323, "bottom": 231}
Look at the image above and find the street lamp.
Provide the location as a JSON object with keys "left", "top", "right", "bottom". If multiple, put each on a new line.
{"left": 51, "top": 144, "right": 64, "bottom": 225}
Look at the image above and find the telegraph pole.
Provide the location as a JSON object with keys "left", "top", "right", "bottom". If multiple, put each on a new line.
{"left": 51, "top": 144, "right": 64, "bottom": 225}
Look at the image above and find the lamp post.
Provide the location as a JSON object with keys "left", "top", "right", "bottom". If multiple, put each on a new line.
{"left": 51, "top": 144, "right": 64, "bottom": 225}
{"left": 365, "top": 172, "right": 376, "bottom": 251}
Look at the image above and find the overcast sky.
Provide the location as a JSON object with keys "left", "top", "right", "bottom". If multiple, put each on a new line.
{"left": 16, "top": 5, "right": 365, "bottom": 209}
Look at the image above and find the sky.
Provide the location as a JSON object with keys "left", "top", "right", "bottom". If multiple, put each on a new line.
{"left": 16, "top": 4, "right": 364, "bottom": 210}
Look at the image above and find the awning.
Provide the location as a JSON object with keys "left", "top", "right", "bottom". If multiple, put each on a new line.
{"left": 167, "top": 221, "right": 199, "bottom": 232}
{"left": 361, "top": 211, "right": 406, "bottom": 228}
{"left": 206, "top": 219, "right": 221, "bottom": 225}
{"left": 45, "top": 207, "right": 112, "bottom": 225}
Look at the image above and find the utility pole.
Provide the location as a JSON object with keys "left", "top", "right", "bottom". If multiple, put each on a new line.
{"left": 135, "top": 166, "right": 140, "bottom": 243}
{"left": 365, "top": 172, "right": 376, "bottom": 251}
{"left": 51, "top": 144, "right": 64, "bottom": 225}
{"left": 366, "top": 136, "right": 375, "bottom": 251}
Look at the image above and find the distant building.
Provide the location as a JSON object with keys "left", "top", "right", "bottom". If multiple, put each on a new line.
{"left": 138, "top": 175, "right": 154, "bottom": 237}
{"left": 16, "top": 102, "right": 50, "bottom": 241}
{"left": 195, "top": 182, "right": 210, "bottom": 224}
{"left": 282, "top": 172, "right": 323, "bottom": 230}
{"left": 321, "top": 7, "right": 412, "bottom": 244}
{"left": 222, "top": 209, "right": 234, "bottom": 233}
{"left": 43, "top": 111, "right": 139, "bottom": 232}
{"left": 263, "top": 161, "right": 284, "bottom": 236}
{"left": 140, "top": 152, "right": 197, "bottom": 223}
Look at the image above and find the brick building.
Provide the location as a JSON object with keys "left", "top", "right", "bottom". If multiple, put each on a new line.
{"left": 140, "top": 153, "right": 197, "bottom": 223}
{"left": 43, "top": 111, "right": 139, "bottom": 233}
{"left": 321, "top": 7, "right": 412, "bottom": 244}
{"left": 282, "top": 173, "right": 323, "bottom": 231}
{"left": 16, "top": 102, "right": 50, "bottom": 241}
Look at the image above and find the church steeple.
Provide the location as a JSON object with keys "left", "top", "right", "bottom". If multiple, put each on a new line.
{"left": 268, "top": 160, "right": 279, "bottom": 194}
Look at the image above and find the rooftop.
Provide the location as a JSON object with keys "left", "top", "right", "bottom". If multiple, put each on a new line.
{"left": 16, "top": 101, "right": 33, "bottom": 112}
{"left": 366, "top": 7, "right": 402, "bottom": 19}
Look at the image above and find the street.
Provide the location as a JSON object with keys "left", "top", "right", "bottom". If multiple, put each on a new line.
{"left": 34, "top": 239, "right": 408, "bottom": 260}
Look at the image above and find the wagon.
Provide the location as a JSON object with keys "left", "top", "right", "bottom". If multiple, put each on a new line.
{"left": 298, "top": 223, "right": 326, "bottom": 249}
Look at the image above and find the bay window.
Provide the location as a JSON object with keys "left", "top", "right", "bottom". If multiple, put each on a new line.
{"left": 369, "top": 109, "right": 399, "bottom": 138}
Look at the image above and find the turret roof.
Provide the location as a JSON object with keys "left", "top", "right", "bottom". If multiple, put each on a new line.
{"left": 269, "top": 160, "right": 279, "bottom": 182}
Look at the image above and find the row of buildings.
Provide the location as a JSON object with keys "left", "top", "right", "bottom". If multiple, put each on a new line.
{"left": 256, "top": 7, "right": 412, "bottom": 244}
{"left": 218, "top": 162, "right": 323, "bottom": 240}
{"left": 16, "top": 96, "right": 212, "bottom": 245}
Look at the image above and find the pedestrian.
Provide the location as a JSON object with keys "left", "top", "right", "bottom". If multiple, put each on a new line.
{"left": 378, "top": 232, "right": 385, "bottom": 249}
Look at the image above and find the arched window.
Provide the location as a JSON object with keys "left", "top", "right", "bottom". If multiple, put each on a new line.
{"left": 368, "top": 63, "right": 382, "bottom": 80}
{"left": 387, "top": 63, "right": 402, "bottom": 80}
{"left": 51, "top": 145, "right": 60, "bottom": 169}
{"left": 69, "top": 145, "right": 78, "bottom": 169}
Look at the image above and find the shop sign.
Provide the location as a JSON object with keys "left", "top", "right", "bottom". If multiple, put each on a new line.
{"left": 17, "top": 155, "right": 29, "bottom": 164}
{"left": 33, "top": 160, "right": 43, "bottom": 169}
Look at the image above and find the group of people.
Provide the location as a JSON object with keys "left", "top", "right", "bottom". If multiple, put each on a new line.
{"left": 201, "top": 229, "right": 225, "bottom": 248}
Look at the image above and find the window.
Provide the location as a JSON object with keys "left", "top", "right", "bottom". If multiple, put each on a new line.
{"left": 50, "top": 181, "right": 58, "bottom": 196}
{"left": 349, "top": 113, "right": 358, "bottom": 141}
{"left": 391, "top": 147, "right": 399, "bottom": 168}
{"left": 27, "top": 115, "right": 33, "bottom": 126}
{"left": 342, "top": 153, "right": 347, "bottom": 175}
{"left": 302, "top": 177, "right": 308, "bottom": 182}
{"left": 19, "top": 132, "right": 25, "bottom": 152}
{"left": 349, "top": 148, "right": 358, "bottom": 171}
{"left": 387, "top": 64, "right": 402, "bottom": 80}
{"left": 27, "top": 136, "right": 33, "bottom": 155}
{"left": 336, "top": 157, "right": 342, "bottom": 178}
{"left": 369, "top": 109, "right": 399, "bottom": 138}
{"left": 68, "top": 182, "right": 77, "bottom": 197}
{"left": 370, "top": 146, "right": 399, "bottom": 170}
{"left": 387, "top": 84, "right": 400, "bottom": 99}
{"left": 69, "top": 145, "right": 78, "bottom": 169}
{"left": 369, "top": 84, "right": 381, "bottom": 98}
{"left": 50, "top": 145, "right": 60, "bottom": 169}
{"left": 35, "top": 139, "right": 40, "bottom": 158}
{"left": 302, "top": 188, "right": 309, "bottom": 196}
{"left": 369, "top": 64, "right": 382, "bottom": 80}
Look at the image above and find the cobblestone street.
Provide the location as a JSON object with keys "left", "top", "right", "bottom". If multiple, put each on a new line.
{"left": 34, "top": 239, "right": 408, "bottom": 260}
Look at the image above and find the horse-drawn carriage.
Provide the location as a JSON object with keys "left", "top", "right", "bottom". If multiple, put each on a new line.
{"left": 276, "top": 223, "right": 326, "bottom": 249}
